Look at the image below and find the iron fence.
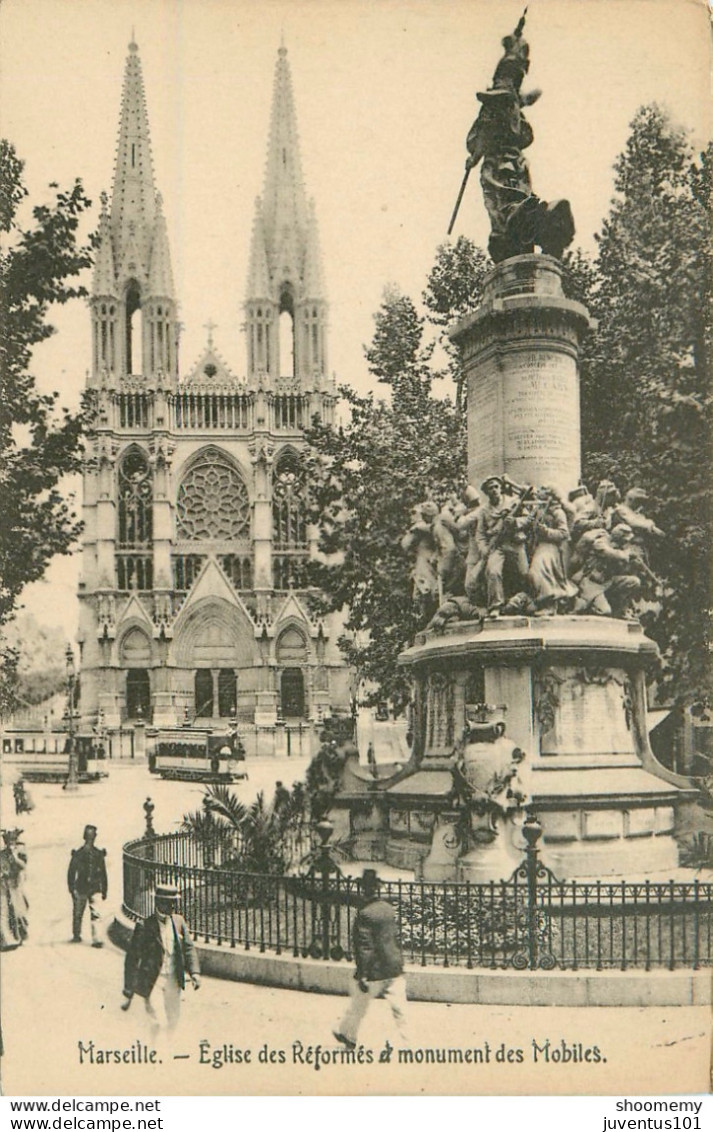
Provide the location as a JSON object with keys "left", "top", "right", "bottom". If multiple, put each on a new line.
{"left": 122, "top": 829, "right": 713, "bottom": 971}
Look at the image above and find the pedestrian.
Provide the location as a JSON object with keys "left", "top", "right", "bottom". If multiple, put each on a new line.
{"left": 121, "top": 883, "right": 200, "bottom": 1033}
{"left": 333, "top": 868, "right": 408, "bottom": 1049}
{"left": 1, "top": 829, "right": 29, "bottom": 950}
{"left": 67, "top": 824, "right": 107, "bottom": 947}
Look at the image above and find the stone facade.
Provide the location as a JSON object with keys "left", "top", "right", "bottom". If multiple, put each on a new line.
{"left": 77, "top": 41, "right": 352, "bottom": 756}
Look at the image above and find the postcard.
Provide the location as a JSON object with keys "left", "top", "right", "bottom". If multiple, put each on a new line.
{"left": 0, "top": 0, "right": 711, "bottom": 1099}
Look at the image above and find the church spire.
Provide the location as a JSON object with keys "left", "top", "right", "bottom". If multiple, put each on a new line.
{"left": 90, "top": 38, "right": 178, "bottom": 383}
{"left": 111, "top": 39, "right": 156, "bottom": 277}
{"left": 260, "top": 42, "right": 308, "bottom": 250}
{"left": 245, "top": 43, "right": 328, "bottom": 387}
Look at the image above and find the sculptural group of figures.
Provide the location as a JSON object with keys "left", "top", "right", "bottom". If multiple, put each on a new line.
{"left": 401, "top": 475, "right": 663, "bottom": 631}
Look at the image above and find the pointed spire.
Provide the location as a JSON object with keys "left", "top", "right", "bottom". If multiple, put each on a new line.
{"left": 110, "top": 38, "right": 156, "bottom": 277}
{"left": 92, "top": 191, "right": 117, "bottom": 295}
{"left": 147, "top": 192, "right": 176, "bottom": 299}
{"left": 246, "top": 197, "right": 272, "bottom": 298}
{"left": 302, "top": 198, "right": 325, "bottom": 298}
{"left": 261, "top": 41, "right": 308, "bottom": 251}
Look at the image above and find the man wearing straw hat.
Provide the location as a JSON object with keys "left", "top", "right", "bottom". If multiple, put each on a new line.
{"left": 334, "top": 868, "right": 408, "bottom": 1049}
{"left": 121, "top": 883, "right": 200, "bottom": 1031}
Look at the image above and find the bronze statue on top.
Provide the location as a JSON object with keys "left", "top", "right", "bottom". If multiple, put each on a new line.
{"left": 449, "top": 10, "right": 575, "bottom": 262}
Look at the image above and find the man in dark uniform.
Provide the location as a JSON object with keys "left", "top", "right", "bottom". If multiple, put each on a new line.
{"left": 334, "top": 869, "right": 408, "bottom": 1049}
{"left": 67, "top": 824, "right": 107, "bottom": 947}
{"left": 121, "top": 883, "right": 200, "bottom": 1032}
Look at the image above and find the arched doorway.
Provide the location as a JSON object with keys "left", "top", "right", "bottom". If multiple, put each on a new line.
{"left": 194, "top": 670, "right": 214, "bottom": 717}
{"left": 126, "top": 669, "right": 150, "bottom": 720}
{"left": 281, "top": 668, "right": 305, "bottom": 719}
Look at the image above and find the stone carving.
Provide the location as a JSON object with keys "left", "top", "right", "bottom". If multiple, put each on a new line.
{"left": 571, "top": 523, "right": 646, "bottom": 619}
{"left": 526, "top": 486, "right": 578, "bottom": 613}
{"left": 401, "top": 501, "right": 440, "bottom": 616}
{"left": 148, "top": 436, "right": 175, "bottom": 471}
{"left": 455, "top": 485, "right": 482, "bottom": 602}
{"left": 248, "top": 438, "right": 275, "bottom": 467}
{"left": 451, "top": 710, "right": 527, "bottom": 828}
{"left": 411, "top": 472, "right": 665, "bottom": 628}
{"left": 153, "top": 592, "right": 173, "bottom": 629}
{"left": 455, "top": 11, "right": 574, "bottom": 261}
{"left": 433, "top": 496, "right": 466, "bottom": 600}
{"left": 534, "top": 670, "right": 566, "bottom": 735}
{"left": 610, "top": 488, "right": 664, "bottom": 565}
{"left": 475, "top": 475, "right": 532, "bottom": 613}
{"left": 96, "top": 593, "right": 116, "bottom": 638}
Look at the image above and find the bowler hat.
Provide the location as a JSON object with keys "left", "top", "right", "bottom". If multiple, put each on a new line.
{"left": 361, "top": 868, "right": 380, "bottom": 886}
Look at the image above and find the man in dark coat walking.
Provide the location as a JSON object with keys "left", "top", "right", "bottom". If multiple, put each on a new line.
{"left": 67, "top": 824, "right": 107, "bottom": 947}
{"left": 334, "top": 869, "right": 408, "bottom": 1049}
{"left": 121, "top": 883, "right": 200, "bottom": 1032}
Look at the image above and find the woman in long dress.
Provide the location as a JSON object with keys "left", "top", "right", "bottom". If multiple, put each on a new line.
{"left": 0, "top": 828, "right": 29, "bottom": 950}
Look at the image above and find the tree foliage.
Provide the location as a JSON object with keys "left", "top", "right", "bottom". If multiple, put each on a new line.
{"left": 305, "top": 286, "right": 466, "bottom": 710}
{"left": 0, "top": 140, "right": 93, "bottom": 630}
{"left": 307, "top": 106, "right": 710, "bottom": 709}
{"left": 580, "top": 106, "right": 712, "bottom": 702}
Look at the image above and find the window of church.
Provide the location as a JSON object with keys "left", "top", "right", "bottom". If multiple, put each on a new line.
{"left": 176, "top": 452, "right": 250, "bottom": 541}
{"left": 273, "top": 450, "right": 308, "bottom": 590}
{"left": 116, "top": 449, "right": 153, "bottom": 591}
{"left": 272, "top": 450, "right": 307, "bottom": 546}
{"left": 219, "top": 554, "right": 253, "bottom": 590}
{"left": 125, "top": 281, "right": 142, "bottom": 375}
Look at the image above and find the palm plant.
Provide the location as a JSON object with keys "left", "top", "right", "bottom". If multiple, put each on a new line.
{"left": 181, "top": 782, "right": 310, "bottom": 875}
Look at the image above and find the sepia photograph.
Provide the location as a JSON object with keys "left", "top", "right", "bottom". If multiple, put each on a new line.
{"left": 0, "top": 0, "right": 711, "bottom": 1100}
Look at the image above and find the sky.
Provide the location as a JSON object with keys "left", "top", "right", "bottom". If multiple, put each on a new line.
{"left": 1, "top": 0, "right": 711, "bottom": 641}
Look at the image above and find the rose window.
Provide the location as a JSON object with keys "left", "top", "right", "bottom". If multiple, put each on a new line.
{"left": 176, "top": 453, "right": 250, "bottom": 541}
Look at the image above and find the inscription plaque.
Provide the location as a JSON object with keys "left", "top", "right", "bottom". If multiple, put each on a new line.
{"left": 468, "top": 348, "right": 581, "bottom": 493}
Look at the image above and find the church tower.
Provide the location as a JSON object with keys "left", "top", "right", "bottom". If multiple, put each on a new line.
{"left": 245, "top": 42, "right": 328, "bottom": 388}
{"left": 78, "top": 40, "right": 348, "bottom": 759}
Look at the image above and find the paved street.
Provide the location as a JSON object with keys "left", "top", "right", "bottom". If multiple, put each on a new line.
{"left": 1, "top": 759, "right": 710, "bottom": 1097}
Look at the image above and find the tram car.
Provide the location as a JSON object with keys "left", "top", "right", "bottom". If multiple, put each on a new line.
{"left": 149, "top": 727, "right": 248, "bottom": 783}
{"left": 1, "top": 729, "right": 108, "bottom": 784}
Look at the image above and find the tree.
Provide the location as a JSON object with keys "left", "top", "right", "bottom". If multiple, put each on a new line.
{"left": 422, "top": 235, "right": 490, "bottom": 407}
{"left": 305, "top": 286, "right": 466, "bottom": 710}
{"left": 0, "top": 141, "right": 93, "bottom": 631}
{"left": 580, "top": 107, "right": 712, "bottom": 702}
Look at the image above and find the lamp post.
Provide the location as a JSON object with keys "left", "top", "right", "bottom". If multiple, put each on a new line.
{"left": 64, "top": 645, "right": 78, "bottom": 791}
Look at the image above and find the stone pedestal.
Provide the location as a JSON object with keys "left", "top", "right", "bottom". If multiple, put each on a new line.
{"left": 396, "top": 615, "right": 692, "bottom": 878}
{"left": 451, "top": 255, "right": 591, "bottom": 497}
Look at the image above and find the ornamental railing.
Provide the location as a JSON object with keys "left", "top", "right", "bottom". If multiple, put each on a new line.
{"left": 121, "top": 824, "right": 713, "bottom": 971}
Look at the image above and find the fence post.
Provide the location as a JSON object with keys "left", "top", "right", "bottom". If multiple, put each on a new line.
{"left": 143, "top": 797, "right": 156, "bottom": 839}
{"left": 307, "top": 818, "right": 341, "bottom": 960}
{"left": 521, "top": 813, "right": 544, "bottom": 970}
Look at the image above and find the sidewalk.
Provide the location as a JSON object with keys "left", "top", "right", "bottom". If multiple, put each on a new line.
{"left": 1, "top": 760, "right": 710, "bottom": 1096}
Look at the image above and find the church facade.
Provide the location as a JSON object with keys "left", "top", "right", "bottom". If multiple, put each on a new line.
{"left": 77, "top": 40, "right": 351, "bottom": 757}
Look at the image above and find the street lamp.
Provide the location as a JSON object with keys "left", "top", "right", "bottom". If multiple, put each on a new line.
{"left": 64, "top": 645, "right": 78, "bottom": 792}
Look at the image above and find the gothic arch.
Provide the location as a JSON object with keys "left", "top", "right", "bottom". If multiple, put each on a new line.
{"left": 124, "top": 278, "right": 142, "bottom": 375}
{"left": 175, "top": 446, "right": 251, "bottom": 543}
{"left": 275, "top": 623, "right": 309, "bottom": 665}
{"left": 116, "top": 447, "right": 153, "bottom": 591}
{"left": 172, "top": 598, "right": 256, "bottom": 669}
{"left": 119, "top": 625, "right": 152, "bottom": 667}
{"left": 272, "top": 447, "right": 308, "bottom": 589}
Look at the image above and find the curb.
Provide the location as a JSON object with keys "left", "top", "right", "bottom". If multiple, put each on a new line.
{"left": 110, "top": 914, "right": 712, "bottom": 1007}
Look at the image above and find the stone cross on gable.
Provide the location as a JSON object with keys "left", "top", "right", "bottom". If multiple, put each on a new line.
{"left": 203, "top": 318, "right": 217, "bottom": 348}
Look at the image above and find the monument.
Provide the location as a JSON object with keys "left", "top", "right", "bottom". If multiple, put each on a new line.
{"left": 331, "top": 13, "right": 694, "bottom": 880}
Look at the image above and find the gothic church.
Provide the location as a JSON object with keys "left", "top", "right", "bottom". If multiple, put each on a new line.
{"left": 78, "top": 40, "right": 351, "bottom": 756}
